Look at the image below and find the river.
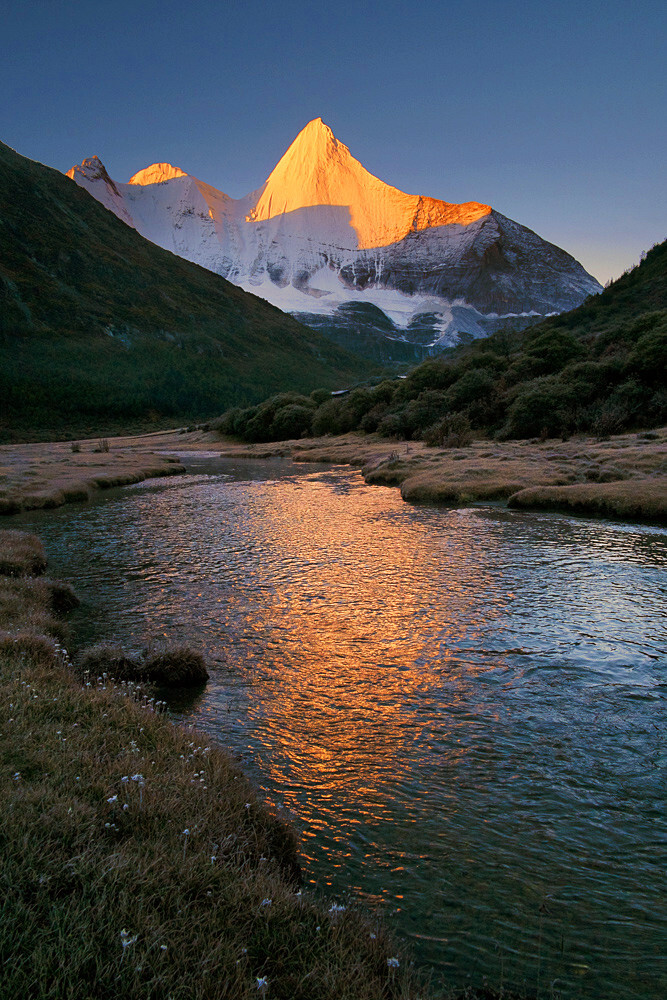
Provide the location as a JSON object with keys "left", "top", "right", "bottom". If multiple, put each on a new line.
{"left": 13, "top": 454, "right": 667, "bottom": 999}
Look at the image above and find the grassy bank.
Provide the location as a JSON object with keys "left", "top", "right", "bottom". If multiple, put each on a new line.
{"left": 1, "top": 424, "right": 665, "bottom": 526}
{"left": 0, "top": 529, "right": 434, "bottom": 999}
{"left": 218, "top": 427, "right": 667, "bottom": 524}
{"left": 0, "top": 437, "right": 186, "bottom": 515}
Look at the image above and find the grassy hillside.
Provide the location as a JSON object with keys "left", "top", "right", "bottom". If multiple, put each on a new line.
{"left": 0, "top": 141, "right": 376, "bottom": 442}
{"left": 217, "top": 240, "right": 666, "bottom": 443}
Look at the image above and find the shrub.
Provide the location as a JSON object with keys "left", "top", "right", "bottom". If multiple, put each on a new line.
{"left": 376, "top": 411, "right": 406, "bottom": 439}
{"left": 557, "top": 359, "right": 623, "bottom": 403}
{"left": 647, "top": 388, "right": 667, "bottom": 424}
{"left": 400, "top": 390, "right": 450, "bottom": 437}
{"left": 445, "top": 369, "right": 495, "bottom": 414}
{"left": 400, "top": 358, "right": 457, "bottom": 393}
{"left": 311, "top": 397, "right": 344, "bottom": 436}
{"left": 309, "top": 387, "right": 331, "bottom": 405}
{"left": 212, "top": 405, "right": 256, "bottom": 438}
{"left": 521, "top": 329, "right": 587, "bottom": 374}
{"left": 501, "top": 376, "right": 574, "bottom": 439}
{"left": 423, "top": 413, "right": 473, "bottom": 448}
{"left": 629, "top": 316, "right": 667, "bottom": 381}
{"left": 359, "top": 403, "right": 389, "bottom": 433}
{"left": 593, "top": 405, "right": 631, "bottom": 439}
{"left": 335, "top": 388, "right": 377, "bottom": 432}
{"left": 269, "top": 403, "right": 314, "bottom": 440}
{"left": 244, "top": 393, "right": 315, "bottom": 442}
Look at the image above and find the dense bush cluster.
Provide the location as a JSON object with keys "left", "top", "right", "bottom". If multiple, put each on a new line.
{"left": 216, "top": 241, "right": 667, "bottom": 443}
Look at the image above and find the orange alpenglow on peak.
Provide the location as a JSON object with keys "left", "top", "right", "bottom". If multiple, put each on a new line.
{"left": 246, "top": 118, "right": 491, "bottom": 250}
{"left": 128, "top": 163, "right": 188, "bottom": 185}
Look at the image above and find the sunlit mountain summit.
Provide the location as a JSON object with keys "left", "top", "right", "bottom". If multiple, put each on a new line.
{"left": 68, "top": 118, "right": 601, "bottom": 360}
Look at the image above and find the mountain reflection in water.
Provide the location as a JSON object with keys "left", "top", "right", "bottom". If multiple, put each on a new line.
{"left": 15, "top": 457, "right": 667, "bottom": 1000}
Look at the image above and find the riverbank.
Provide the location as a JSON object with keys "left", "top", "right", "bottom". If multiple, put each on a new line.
{"left": 2, "top": 424, "right": 664, "bottom": 524}
{"left": 0, "top": 436, "right": 185, "bottom": 515}
{"left": 219, "top": 427, "right": 667, "bottom": 524}
{"left": 0, "top": 529, "right": 430, "bottom": 1000}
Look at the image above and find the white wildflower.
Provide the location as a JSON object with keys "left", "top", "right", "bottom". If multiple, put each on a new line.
{"left": 387, "top": 957, "right": 400, "bottom": 968}
{"left": 107, "top": 795, "right": 118, "bottom": 804}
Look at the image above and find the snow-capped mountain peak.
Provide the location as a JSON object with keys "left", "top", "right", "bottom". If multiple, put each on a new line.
{"left": 66, "top": 121, "right": 602, "bottom": 357}
{"left": 66, "top": 156, "right": 134, "bottom": 227}
{"left": 246, "top": 118, "right": 491, "bottom": 251}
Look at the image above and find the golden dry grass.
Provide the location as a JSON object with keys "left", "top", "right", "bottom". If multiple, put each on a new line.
{"left": 507, "top": 478, "right": 667, "bottom": 520}
{"left": 3, "top": 425, "right": 663, "bottom": 524}
{"left": 0, "top": 436, "right": 185, "bottom": 515}
{"left": 0, "top": 529, "right": 47, "bottom": 575}
{"left": 218, "top": 427, "right": 667, "bottom": 523}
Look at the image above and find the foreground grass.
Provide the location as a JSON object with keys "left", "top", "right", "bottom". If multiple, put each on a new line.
{"left": 0, "top": 531, "right": 431, "bottom": 1000}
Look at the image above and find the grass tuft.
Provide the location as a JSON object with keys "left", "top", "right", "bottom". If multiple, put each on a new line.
{"left": 77, "top": 643, "right": 145, "bottom": 682}
{"left": 77, "top": 642, "right": 210, "bottom": 687}
{"left": 143, "top": 643, "right": 210, "bottom": 686}
{"left": 0, "top": 530, "right": 47, "bottom": 576}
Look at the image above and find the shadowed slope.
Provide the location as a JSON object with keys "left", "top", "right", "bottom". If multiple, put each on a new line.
{"left": 0, "top": 140, "right": 376, "bottom": 441}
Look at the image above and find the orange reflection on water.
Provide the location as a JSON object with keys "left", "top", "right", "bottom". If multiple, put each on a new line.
{"left": 220, "top": 475, "right": 508, "bottom": 826}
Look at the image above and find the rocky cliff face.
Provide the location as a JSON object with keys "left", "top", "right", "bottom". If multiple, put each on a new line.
{"left": 68, "top": 119, "right": 601, "bottom": 358}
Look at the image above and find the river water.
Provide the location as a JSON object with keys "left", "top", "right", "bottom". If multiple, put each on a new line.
{"left": 13, "top": 455, "right": 667, "bottom": 999}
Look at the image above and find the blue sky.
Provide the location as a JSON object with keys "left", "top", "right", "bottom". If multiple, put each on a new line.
{"left": 1, "top": 0, "right": 665, "bottom": 283}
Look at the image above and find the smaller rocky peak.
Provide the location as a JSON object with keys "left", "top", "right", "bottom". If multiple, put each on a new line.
{"left": 67, "top": 156, "right": 121, "bottom": 196}
{"left": 128, "top": 163, "right": 188, "bottom": 186}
